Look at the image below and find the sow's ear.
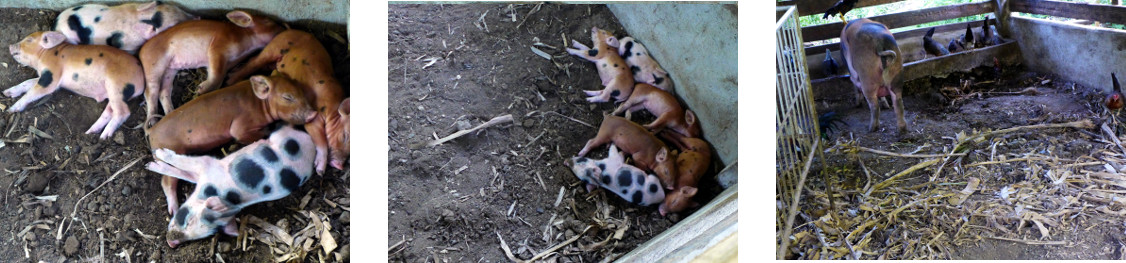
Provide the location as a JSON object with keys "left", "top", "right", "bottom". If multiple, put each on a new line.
{"left": 249, "top": 75, "right": 273, "bottom": 99}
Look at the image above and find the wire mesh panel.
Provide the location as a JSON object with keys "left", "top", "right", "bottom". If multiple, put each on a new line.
{"left": 776, "top": 5, "right": 821, "bottom": 259}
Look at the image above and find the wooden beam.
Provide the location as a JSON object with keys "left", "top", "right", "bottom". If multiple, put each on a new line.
{"left": 777, "top": 0, "right": 904, "bottom": 19}
{"left": 801, "top": 1, "right": 995, "bottom": 43}
{"left": 1012, "top": 0, "right": 1126, "bottom": 26}
{"left": 804, "top": 20, "right": 989, "bottom": 56}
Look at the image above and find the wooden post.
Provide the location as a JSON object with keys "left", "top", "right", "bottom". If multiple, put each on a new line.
{"left": 994, "top": 0, "right": 1012, "bottom": 37}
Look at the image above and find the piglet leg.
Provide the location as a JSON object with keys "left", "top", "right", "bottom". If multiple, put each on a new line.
{"left": 3, "top": 78, "right": 37, "bottom": 98}
{"left": 197, "top": 51, "right": 228, "bottom": 94}
{"left": 98, "top": 98, "right": 131, "bottom": 139}
{"left": 161, "top": 175, "right": 181, "bottom": 215}
{"left": 9, "top": 83, "right": 60, "bottom": 112}
{"left": 86, "top": 105, "right": 114, "bottom": 137}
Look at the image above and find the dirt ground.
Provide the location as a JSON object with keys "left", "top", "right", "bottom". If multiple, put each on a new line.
{"left": 388, "top": 4, "right": 724, "bottom": 262}
{"left": 0, "top": 8, "right": 350, "bottom": 262}
{"left": 784, "top": 63, "right": 1126, "bottom": 259}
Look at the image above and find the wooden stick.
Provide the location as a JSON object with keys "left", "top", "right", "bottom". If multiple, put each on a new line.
{"left": 527, "top": 226, "right": 590, "bottom": 262}
{"left": 544, "top": 111, "right": 594, "bottom": 128}
{"left": 869, "top": 158, "right": 942, "bottom": 195}
{"left": 778, "top": 139, "right": 819, "bottom": 259}
{"left": 856, "top": 146, "right": 967, "bottom": 158}
{"left": 1102, "top": 122, "right": 1126, "bottom": 154}
{"left": 57, "top": 157, "right": 143, "bottom": 240}
{"left": 426, "top": 114, "right": 513, "bottom": 147}
{"left": 983, "top": 235, "right": 1068, "bottom": 245}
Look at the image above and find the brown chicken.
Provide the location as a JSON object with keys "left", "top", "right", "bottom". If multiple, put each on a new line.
{"left": 1109, "top": 73, "right": 1123, "bottom": 111}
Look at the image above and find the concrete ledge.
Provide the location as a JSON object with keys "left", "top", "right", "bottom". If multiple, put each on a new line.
{"left": 607, "top": 3, "right": 739, "bottom": 165}
{"left": 0, "top": 0, "right": 349, "bottom": 24}
{"left": 1010, "top": 16, "right": 1125, "bottom": 94}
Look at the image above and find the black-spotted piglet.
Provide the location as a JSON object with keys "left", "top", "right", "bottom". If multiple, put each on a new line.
{"left": 146, "top": 125, "right": 315, "bottom": 248}
{"left": 615, "top": 37, "right": 673, "bottom": 92}
{"left": 55, "top": 1, "right": 195, "bottom": 54}
{"left": 567, "top": 144, "right": 666, "bottom": 206}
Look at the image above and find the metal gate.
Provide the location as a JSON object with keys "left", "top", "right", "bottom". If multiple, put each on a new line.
{"left": 775, "top": 5, "right": 822, "bottom": 259}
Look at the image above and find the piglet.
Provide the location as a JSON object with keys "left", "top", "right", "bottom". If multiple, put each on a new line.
{"left": 578, "top": 115, "right": 677, "bottom": 189}
{"left": 147, "top": 124, "right": 315, "bottom": 248}
{"left": 614, "top": 37, "right": 673, "bottom": 92}
{"left": 567, "top": 144, "right": 666, "bottom": 206}
{"left": 148, "top": 74, "right": 317, "bottom": 214}
{"left": 55, "top": 1, "right": 196, "bottom": 54}
{"left": 566, "top": 26, "right": 635, "bottom": 103}
{"left": 139, "top": 10, "right": 284, "bottom": 128}
{"left": 226, "top": 30, "right": 350, "bottom": 174}
{"left": 611, "top": 83, "right": 701, "bottom": 138}
{"left": 6, "top": 31, "right": 144, "bottom": 139}
{"left": 656, "top": 131, "right": 712, "bottom": 216}
{"left": 840, "top": 18, "right": 906, "bottom": 132}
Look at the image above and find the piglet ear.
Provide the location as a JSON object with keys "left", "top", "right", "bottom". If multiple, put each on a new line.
{"left": 222, "top": 218, "right": 240, "bottom": 236}
{"left": 681, "top": 186, "right": 698, "bottom": 197}
{"left": 249, "top": 75, "right": 272, "bottom": 99}
{"left": 41, "top": 31, "right": 66, "bottom": 49}
{"left": 686, "top": 110, "right": 697, "bottom": 126}
{"left": 226, "top": 11, "right": 254, "bottom": 28}
{"left": 137, "top": 1, "right": 158, "bottom": 12}
{"left": 656, "top": 147, "right": 668, "bottom": 162}
{"left": 204, "top": 196, "right": 230, "bottom": 213}
{"left": 606, "top": 36, "right": 620, "bottom": 48}
{"left": 338, "top": 98, "right": 350, "bottom": 117}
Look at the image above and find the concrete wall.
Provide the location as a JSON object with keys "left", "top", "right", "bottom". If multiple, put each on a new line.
{"left": 1010, "top": 16, "right": 1126, "bottom": 94}
{"left": 607, "top": 3, "right": 739, "bottom": 165}
{"left": 0, "top": 0, "right": 348, "bottom": 24}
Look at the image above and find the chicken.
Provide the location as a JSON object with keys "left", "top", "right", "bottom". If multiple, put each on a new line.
{"left": 1108, "top": 73, "right": 1123, "bottom": 111}
{"left": 961, "top": 23, "right": 975, "bottom": 50}
{"left": 823, "top": 48, "right": 839, "bottom": 77}
{"left": 823, "top": 0, "right": 859, "bottom": 25}
{"left": 948, "top": 37, "right": 965, "bottom": 53}
{"left": 922, "top": 27, "right": 950, "bottom": 58}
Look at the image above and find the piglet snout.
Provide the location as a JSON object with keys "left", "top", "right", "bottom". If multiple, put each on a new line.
{"left": 167, "top": 239, "right": 180, "bottom": 248}
{"left": 331, "top": 159, "right": 344, "bottom": 170}
{"left": 8, "top": 45, "right": 17, "bottom": 56}
{"left": 305, "top": 111, "right": 318, "bottom": 124}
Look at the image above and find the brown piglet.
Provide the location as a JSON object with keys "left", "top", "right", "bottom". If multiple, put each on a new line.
{"left": 657, "top": 131, "right": 712, "bottom": 216}
{"left": 147, "top": 74, "right": 317, "bottom": 214}
{"left": 226, "top": 30, "right": 349, "bottom": 174}
{"left": 611, "top": 83, "right": 701, "bottom": 138}
{"left": 6, "top": 31, "right": 144, "bottom": 139}
{"left": 578, "top": 115, "right": 677, "bottom": 189}
{"left": 138, "top": 10, "right": 284, "bottom": 129}
{"left": 566, "top": 26, "right": 634, "bottom": 103}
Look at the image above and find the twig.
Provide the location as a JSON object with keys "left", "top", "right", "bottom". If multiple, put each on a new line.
{"left": 854, "top": 145, "right": 966, "bottom": 158}
{"left": 424, "top": 114, "right": 513, "bottom": 147}
{"left": 983, "top": 235, "right": 1068, "bottom": 245}
{"left": 1102, "top": 122, "right": 1126, "bottom": 154}
{"left": 528, "top": 226, "right": 590, "bottom": 262}
{"left": 779, "top": 139, "right": 819, "bottom": 259}
{"left": 543, "top": 111, "right": 594, "bottom": 128}
{"left": 57, "top": 157, "right": 142, "bottom": 240}
{"left": 966, "top": 157, "right": 1048, "bottom": 167}
{"left": 869, "top": 158, "right": 942, "bottom": 195}
{"left": 496, "top": 231, "right": 523, "bottom": 263}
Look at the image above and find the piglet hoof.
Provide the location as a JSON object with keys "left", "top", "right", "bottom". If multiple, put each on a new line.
{"left": 153, "top": 148, "right": 176, "bottom": 161}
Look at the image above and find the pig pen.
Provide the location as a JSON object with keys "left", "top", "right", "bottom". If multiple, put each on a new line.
{"left": 0, "top": 7, "right": 350, "bottom": 262}
{"left": 388, "top": 4, "right": 736, "bottom": 262}
{"left": 778, "top": 0, "right": 1126, "bottom": 260}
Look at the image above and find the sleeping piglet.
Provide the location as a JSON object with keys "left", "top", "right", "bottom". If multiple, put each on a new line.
{"left": 578, "top": 115, "right": 677, "bottom": 189}
{"left": 55, "top": 1, "right": 196, "bottom": 54}
{"left": 614, "top": 37, "right": 674, "bottom": 92}
{"left": 840, "top": 18, "right": 906, "bottom": 132}
{"left": 657, "top": 131, "right": 712, "bottom": 216}
{"left": 146, "top": 124, "right": 315, "bottom": 248}
{"left": 148, "top": 74, "right": 317, "bottom": 214}
{"left": 566, "top": 26, "right": 635, "bottom": 103}
{"left": 226, "top": 30, "right": 350, "bottom": 174}
{"left": 567, "top": 144, "right": 665, "bottom": 206}
{"left": 6, "top": 31, "right": 144, "bottom": 139}
{"left": 139, "top": 10, "right": 284, "bottom": 128}
{"left": 611, "top": 83, "right": 701, "bottom": 138}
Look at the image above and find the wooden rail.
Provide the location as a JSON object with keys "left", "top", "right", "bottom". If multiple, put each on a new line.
{"left": 777, "top": 0, "right": 903, "bottom": 19}
{"left": 804, "top": 19, "right": 989, "bottom": 56}
{"left": 801, "top": 1, "right": 995, "bottom": 43}
{"left": 1012, "top": 0, "right": 1126, "bottom": 26}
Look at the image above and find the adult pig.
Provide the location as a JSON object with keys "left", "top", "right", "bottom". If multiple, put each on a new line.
{"left": 840, "top": 18, "right": 906, "bottom": 132}
{"left": 138, "top": 10, "right": 284, "bottom": 128}
{"left": 6, "top": 31, "right": 144, "bottom": 139}
{"left": 614, "top": 37, "right": 673, "bottom": 92}
{"left": 55, "top": 1, "right": 196, "bottom": 54}
{"left": 147, "top": 124, "right": 315, "bottom": 248}
{"left": 611, "top": 83, "right": 701, "bottom": 138}
{"left": 566, "top": 27, "right": 635, "bottom": 103}
{"left": 578, "top": 115, "right": 677, "bottom": 189}
{"left": 226, "top": 30, "right": 349, "bottom": 174}
{"left": 567, "top": 144, "right": 666, "bottom": 206}
{"left": 148, "top": 74, "right": 317, "bottom": 214}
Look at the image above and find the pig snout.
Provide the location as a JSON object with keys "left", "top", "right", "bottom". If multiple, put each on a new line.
{"left": 331, "top": 159, "right": 344, "bottom": 170}
{"left": 166, "top": 231, "right": 184, "bottom": 248}
{"left": 305, "top": 110, "right": 318, "bottom": 124}
{"left": 658, "top": 203, "right": 668, "bottom": 217}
